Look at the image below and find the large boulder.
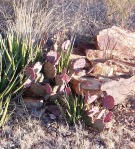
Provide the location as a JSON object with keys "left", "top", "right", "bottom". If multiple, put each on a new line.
{"left": 97, "top": 26, "right": 135, "bottom": 59}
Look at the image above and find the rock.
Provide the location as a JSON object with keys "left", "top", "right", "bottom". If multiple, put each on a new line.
{"left": 85, "top": 49, "right": 104, "bottom": 61}
{"left": 93, "top": 62, "right": 114, "bottom": 76}
{"left": 23, "top": 97, "right": 43, "bottom": 109}
{"left": 70, "top": 48, "right": 86, "bottom": 60}
{"left": 71, "top": 76, "right": 101, "bottom": 95}
{"left": 92, "top": 60, "right": 132, "bottom": 77}
{"left": 46, "top": 105, "right": 61, "bottom": 116}
{"left": 101, "top": 76, "right": 135, "bottom": 105}
{"left": 97, "top": 26, "right": 135, "bottom": 59}
{"left": 49, "top": 114, "right": 56, "bottom": 120}
{"left": 71, "top": 58, "right": 92, "bottom": 72}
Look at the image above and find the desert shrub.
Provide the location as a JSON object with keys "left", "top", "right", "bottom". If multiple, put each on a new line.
{"left": 105, "top": 0, "right": 135, "bottom": 27}
{"left": 2, "top": 0, "right": 135, "bottom": 38}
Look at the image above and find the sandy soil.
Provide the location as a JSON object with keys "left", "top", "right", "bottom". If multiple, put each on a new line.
{"left": 0, "top": 97, "right": 134, "bottom": 149}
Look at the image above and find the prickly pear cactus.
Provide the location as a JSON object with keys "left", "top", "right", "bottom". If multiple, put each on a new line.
{"left": 30, "top": 83, "right": 46, "bottom": 96}
{"left": 55, "top": 69, "right": 70, "bottom": 86}
{"left": 44, "top": 83, "right": 52, "bottom": 95}
{"left": 25, "top": 67, "right": 35, "bottom": 80}
{"left": 44, "top": 62, "right": 56, "bottom": 79}
{"left": 24, "top": 78, "right": 33, "bottom": 88}
{"left": 45, "top": 50, "right": 61, "bottom": 65}
{"left": 29, "top": 83, "right": 52, "bottom": 96}
{"left": 55, "top": 75, "right": 65, "bottom": 86}
{"left": 103, "top": 111, "right": 113, "bottom": 123}
{"left": 103, "top": 95, "right": 114, "bottom": 110}
{"left": 24, "top": 67, "right": 36, "bottom": 88}
{"left": 33, "top": 62, "right": 42, "bottom": 74}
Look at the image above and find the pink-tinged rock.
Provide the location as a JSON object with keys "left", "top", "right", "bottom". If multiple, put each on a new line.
{"left": 70, "top": 76, "right": 101, "bottom": 95}
{"left": 101, "top": 76, "right": 135, "bottom": 105}
{"left": 93, "top": 62, "right": 114, "bottom": 77}
{"left": 93, "top": 59, "right": 133, "bottom": 77}
{"left": 85, "top": 49, "right": 104, "bottom": 61}
{"left": 33, "top": 62, "right": 42, "bottom": 74}
{"left": 73, "top": 58, "right": 91, "bottom": 71}
{"left": 103, "top": 95, "right": 114, "bottom": 110}
{"left": 80, "top": 78, "right": 101, "bottom": 91}
{"left": 97, "top": 26, "right": 135, "bottom": 59}
{"left": 104, "top": 111, "right": 113, "bottom": 123}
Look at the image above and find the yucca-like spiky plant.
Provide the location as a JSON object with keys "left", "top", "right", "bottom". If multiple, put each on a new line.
{"left": 0, "top": 33, "right": 42, "bottom": 126}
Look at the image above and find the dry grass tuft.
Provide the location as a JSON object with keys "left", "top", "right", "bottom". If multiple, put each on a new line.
{"left": 0, "top": 0, "right": 134, "bottom": 38}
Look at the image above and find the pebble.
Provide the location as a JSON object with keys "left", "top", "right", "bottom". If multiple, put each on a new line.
{"left": 49, "top": 114, "right": 56, "bottom": 120}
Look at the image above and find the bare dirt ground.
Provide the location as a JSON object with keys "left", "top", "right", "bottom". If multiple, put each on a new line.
{"left": 0, "top": 97, "right": 134, "bottom": 149}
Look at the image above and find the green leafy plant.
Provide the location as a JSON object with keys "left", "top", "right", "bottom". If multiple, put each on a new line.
{"left": 58, "top": 36, "right": 75, "bottom": 73}
{"left": 64, "top": 92, "right": 84, "bottom": 124}
{"left": 0, "top": 33, "right": 42, "bottom": 126}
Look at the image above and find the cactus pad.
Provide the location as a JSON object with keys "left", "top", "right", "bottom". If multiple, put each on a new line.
{"left": 25, "top": 67, "right": 35, "bottom": 80}
{"left": 55, "top": 70, "right": 70, "bottom": 85}
{"left": 103, "top": 95, "right": 114, "bottom": 110}
{"left": 33, "top": 62, "right": 42, "bottom": 74}
{"left": 44, "top": 62, "right": 57, "bottom": 79}
{"left": 46, "top": 50, "right": 61, "bottom": 65}
{"left": 30, "top": 83, "right": 46, "bottom": 96}
{"left": 104, "top": 111, "right": 113, "bottom": 123}
{"left": 44, "top": 83, "right": 52, "bottom": 95}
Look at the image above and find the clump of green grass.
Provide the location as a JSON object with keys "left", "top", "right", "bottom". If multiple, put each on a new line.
{"left": 57, "top": 36, "right": 75, "bottom": 74}
{"left": 62, "top": 92, "right": 84, "bottom": 124}
{"left": 0, "top": 33, "right": 41, "bottom": 126}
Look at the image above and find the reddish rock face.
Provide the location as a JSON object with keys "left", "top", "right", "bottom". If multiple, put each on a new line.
{"left": 97, "top": 26, "right": 135, "bottom": 59}
{"left": 70, "top": 76, "right": 101, "bottom": 95}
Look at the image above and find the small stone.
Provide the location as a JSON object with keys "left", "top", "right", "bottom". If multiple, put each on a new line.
{"left": 49, "top": 114, "right": 56, "bottom": 120}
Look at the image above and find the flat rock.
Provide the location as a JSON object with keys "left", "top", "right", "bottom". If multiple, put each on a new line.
{"left": 101, "top": 76, "right": 135, "bottom": 105}
{"left": 71, "top": 76, "right": 101, "bottom": 95}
